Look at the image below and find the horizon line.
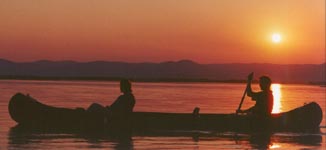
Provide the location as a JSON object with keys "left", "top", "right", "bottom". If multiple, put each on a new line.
{"left": 0, "top": 58, "right": 325, "bottom": 65}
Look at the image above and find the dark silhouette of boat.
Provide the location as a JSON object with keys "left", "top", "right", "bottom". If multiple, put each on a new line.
{"left": 8, "top": 93, "right": 322, "bottom": 133}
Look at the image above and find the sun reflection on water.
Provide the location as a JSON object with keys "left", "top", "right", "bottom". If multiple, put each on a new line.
{"left": 269, "top": 144, "right": 281, "bottom": 149}
{"left": 271, "top": 84, "right": 282, "bottom": 114}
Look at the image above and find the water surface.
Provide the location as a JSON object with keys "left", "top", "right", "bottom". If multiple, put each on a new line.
{"left": 0, "top": 80, "right": 325, "bottom": 149}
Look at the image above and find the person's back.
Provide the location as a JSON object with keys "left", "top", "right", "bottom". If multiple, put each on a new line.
{"left": 109, "top": 92, "right": 135, "bottom": 120}
{"left": 250, "top": 90, "right": 273, "bottom": 117}
{"left": 107, "top": 79, "right": 136, "bottom": 132}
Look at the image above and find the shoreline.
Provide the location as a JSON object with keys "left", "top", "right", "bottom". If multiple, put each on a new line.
{"left": 0, "top": 76, "right": 323, "bottom": 85}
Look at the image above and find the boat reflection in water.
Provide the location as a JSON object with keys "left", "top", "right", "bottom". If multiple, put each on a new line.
{"left": 7, "top": 125, "right": 134, "bottom": 150}
{"left": 8, "top": 125, "right": 323, "bottom": 150}
{"left": 250, "top": 133, "right": 323, "bottom": 149}
{"left": 233, "top": 132, "right": 322, "bottom": 149}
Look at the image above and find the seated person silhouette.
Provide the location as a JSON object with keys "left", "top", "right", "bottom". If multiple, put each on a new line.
{"left": 87, "top": 79, "right": 136, "bottom": 129}
{"left": 237, "top": 73, "right": 274, "bottom": 117}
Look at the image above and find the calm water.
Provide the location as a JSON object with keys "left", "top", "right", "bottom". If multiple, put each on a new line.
{"left": 0, "top": 80, "right": 325, "bottom": 149}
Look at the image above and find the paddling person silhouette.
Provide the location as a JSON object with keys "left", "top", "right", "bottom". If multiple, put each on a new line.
{"left": 86, "top": 79, "right": 136, "bottom": 131}
{"left": 237, "top": 73, "right": 274, "bottom": 117}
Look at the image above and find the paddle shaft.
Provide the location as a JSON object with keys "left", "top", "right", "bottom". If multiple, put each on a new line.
{"left": 236, "top": 72, "right": 253, "bottom": 114}
{"left": 237, "top": 87, "right": 247, "bottom": 112}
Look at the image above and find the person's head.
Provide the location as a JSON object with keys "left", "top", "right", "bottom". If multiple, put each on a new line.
{"left": 259, "top": 76, "right": 272, "bottom": 91}
{"left": 120, "top": 79, "right": 132, "bottom": 93}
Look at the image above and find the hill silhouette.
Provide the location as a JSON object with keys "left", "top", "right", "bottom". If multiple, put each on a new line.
{"left": 0, "top": 59, "right": 324, "bottom": 83}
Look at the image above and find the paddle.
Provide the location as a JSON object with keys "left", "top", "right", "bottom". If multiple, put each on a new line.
{"left": 236, "top": 72, "right": 253, "bottom": 115}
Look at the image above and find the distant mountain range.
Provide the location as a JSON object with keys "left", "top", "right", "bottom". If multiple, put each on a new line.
{"left": 0, "top": 59, "right": 325, "bottom": 83}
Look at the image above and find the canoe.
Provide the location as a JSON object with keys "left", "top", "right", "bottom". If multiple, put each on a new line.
{"left": 9, "top": 93, "right": 323, "bottom": 133}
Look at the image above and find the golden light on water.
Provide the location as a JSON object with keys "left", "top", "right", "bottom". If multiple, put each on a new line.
{"left": 271, "top": 84, "right": 282, "bottom": 114}
{"left": 269, "top": 144, "right": 281, "bottom": 149}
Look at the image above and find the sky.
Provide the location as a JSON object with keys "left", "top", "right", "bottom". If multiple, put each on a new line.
{"left": 0, "top": 0, "right": 325, "bottom": 64}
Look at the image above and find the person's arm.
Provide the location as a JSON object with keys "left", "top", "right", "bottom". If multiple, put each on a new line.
{"left": 237, "top": 106, "right": 254, "bottom": 114}
{"left": 243, "top": 106, "right": 254, "bottom": 113}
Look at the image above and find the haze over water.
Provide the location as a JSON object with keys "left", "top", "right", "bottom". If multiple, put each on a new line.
{"left": 0, "top": 80, "right": 325, "bottom": 149}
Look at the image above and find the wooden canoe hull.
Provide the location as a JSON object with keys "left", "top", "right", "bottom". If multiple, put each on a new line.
{"left": 8, "top": 93, "right": 323, "bottom": 133}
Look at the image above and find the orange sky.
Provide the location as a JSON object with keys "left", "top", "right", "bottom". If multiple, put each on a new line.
{"left": 0, "top": 0, "right": 325, "bottom": 64}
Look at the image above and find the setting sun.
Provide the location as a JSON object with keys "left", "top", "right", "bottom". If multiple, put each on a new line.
{"left": 272, "top": 33, "right": 282, "bottom": 43}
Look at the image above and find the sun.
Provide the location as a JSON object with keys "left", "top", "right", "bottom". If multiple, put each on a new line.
{"left": 272, "top": 33, "right": 282, "bottom": 43}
